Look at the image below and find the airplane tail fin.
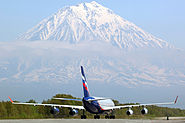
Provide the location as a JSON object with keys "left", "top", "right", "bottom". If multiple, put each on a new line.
{"left": 81, "top": 66, "right": 90, "bottom": 97}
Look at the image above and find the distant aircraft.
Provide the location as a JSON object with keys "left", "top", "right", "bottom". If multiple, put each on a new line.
{"left": 9, "top": 66, "right": 178, "bottom": 119}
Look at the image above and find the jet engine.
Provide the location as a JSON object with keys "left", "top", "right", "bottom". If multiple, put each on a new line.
{"left": 141, "top": 107, "right": 148, "bottom": 115}
{"left": 69, "top": 109, "right": 78, "bottom": 116}
{"left": 126, "top": 109, "right": 133, "bottom": 115}
{"left": 50, "top": 107, "right": 60, "bottom": 114}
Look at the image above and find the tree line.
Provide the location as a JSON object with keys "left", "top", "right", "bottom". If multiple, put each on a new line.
{"left": 0, "top": 94, "right": 184, "bottom": 119}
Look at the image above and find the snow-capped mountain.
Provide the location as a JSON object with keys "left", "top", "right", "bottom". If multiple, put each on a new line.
{"left": 18, "top": 1, "right": 172, "bottom": 49}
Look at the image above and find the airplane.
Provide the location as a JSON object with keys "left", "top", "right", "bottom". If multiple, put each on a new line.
{"left": 8, "top": 66, "right": 178, "bottom": 119}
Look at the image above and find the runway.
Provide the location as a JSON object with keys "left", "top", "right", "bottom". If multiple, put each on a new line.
{"left": 0, "top": 119, "right": 184, "bottom": 123}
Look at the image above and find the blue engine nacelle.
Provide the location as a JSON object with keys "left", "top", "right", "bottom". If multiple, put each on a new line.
{"left": 141, "top": 107, "right": 148, "bottom": 115}
{"left": 50, "top": 107, "right": 60, "bottom": 115}
{"left": 69, "top": 109, "right": 78, "bottom": 116}
{"left": 126, "top": 109, "right": 133, "bottom": 115}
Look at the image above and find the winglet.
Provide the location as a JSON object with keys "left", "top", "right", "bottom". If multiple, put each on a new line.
{"left": 8, "top": 96, "right": 14, "bottom": 103}
{"left": 174, "top": 96, "right": 178, "bottom": 104}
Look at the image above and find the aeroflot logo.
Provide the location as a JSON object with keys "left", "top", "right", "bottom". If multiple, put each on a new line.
{"left": 83, "top": 82, "right": 88, "bottom": 91}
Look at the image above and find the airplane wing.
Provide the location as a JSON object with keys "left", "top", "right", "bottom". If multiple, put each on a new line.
{"left": 102, "top": 96, "right": 178, "bottom": 110}
{"left": 8, "top": 96, "right": 84, "bottom": 110}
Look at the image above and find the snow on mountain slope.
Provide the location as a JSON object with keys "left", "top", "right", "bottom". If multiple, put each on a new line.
{"left": 18, "top": 1, "right": 172, "bottom": 49}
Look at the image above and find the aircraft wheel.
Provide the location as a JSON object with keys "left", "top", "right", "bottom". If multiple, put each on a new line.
{"left": 94, "top": 115, "right": 100, "bottom": 119}
{"left": 110, "top": 115, "right": 115, "bottom": 119}
{"left": 105, "top": 115, "right": 110, "bottom": 119}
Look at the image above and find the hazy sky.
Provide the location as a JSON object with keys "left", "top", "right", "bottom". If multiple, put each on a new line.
{"left": 0, "top": 0, "right": 185, "bottom": 49}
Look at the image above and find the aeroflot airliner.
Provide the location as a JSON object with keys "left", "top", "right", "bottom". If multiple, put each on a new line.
{"left": 9, "top": 66, "right": 178, "bottom": 119}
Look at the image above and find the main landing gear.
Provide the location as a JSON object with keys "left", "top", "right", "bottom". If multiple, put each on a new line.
{"left": 105, "top": 110, "right": 115, "bottom": 119}
{"left": 81, "top": 110, "right": 87, "bottom": 119}
{"left": 80, "top": 109, "right": 116, "bottom": 119}
{"left": 94, "top": 115, "right": 115, "bottom": 119}
{"left": 94, "top": 114, "right": 100, "bottom": 119}
{"left": 105, "top": 115, "right": 109, "bottom": 119}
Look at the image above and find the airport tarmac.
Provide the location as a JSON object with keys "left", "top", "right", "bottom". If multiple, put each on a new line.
{"left": 0, "top": 119, "right": 184, "bottom": 123}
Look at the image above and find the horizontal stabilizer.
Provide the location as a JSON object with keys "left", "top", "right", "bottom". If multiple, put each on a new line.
{"left": 86, "top": 98, "right": 111, "bottom": 102}
{"left": 53, "top": 98, "right": 82, "bottom": 101}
